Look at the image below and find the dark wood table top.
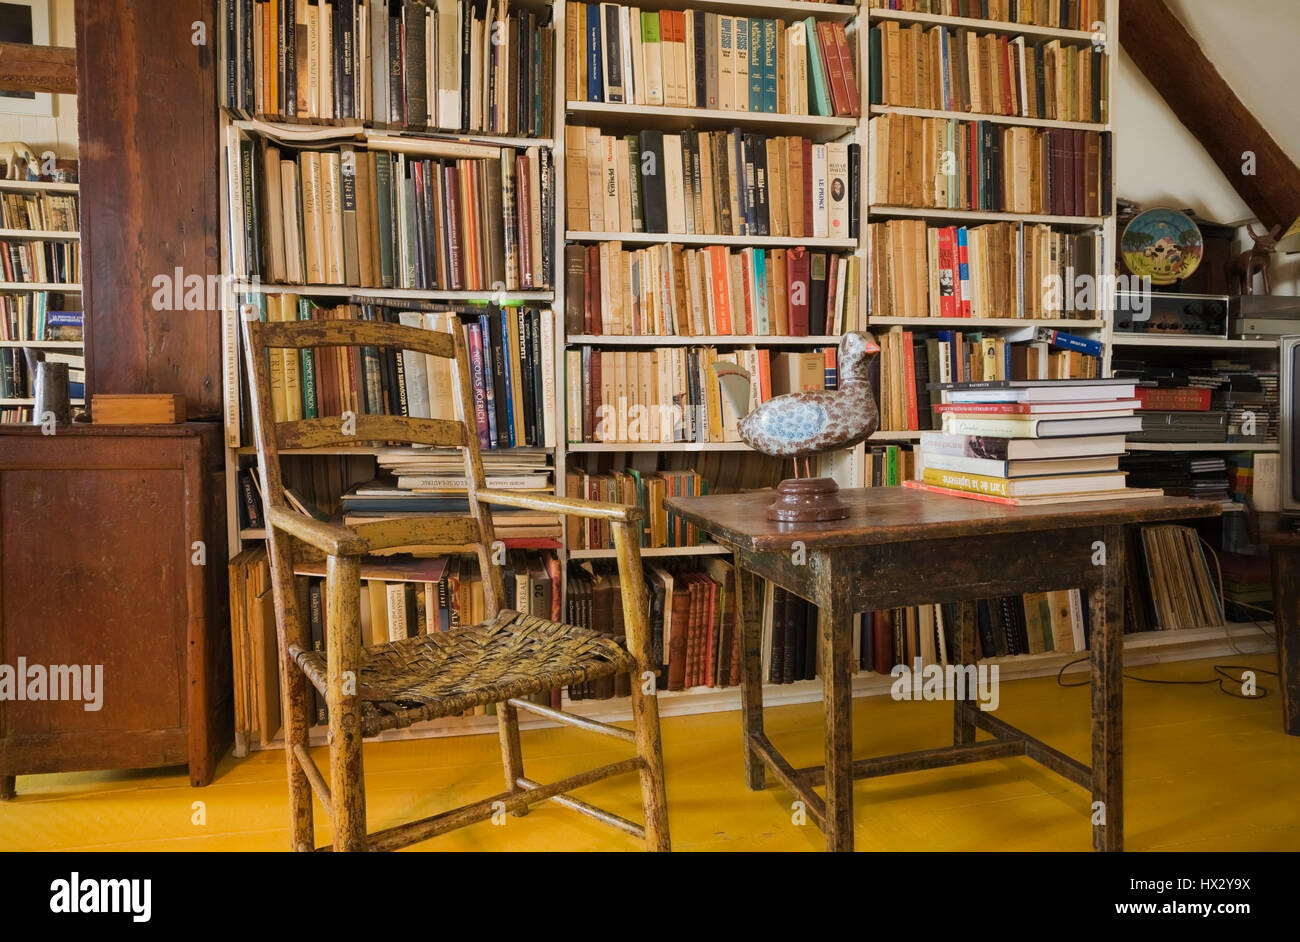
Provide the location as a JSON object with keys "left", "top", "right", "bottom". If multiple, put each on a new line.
{"left": 666, "top": 487, "right": 1222, "bottom": 551}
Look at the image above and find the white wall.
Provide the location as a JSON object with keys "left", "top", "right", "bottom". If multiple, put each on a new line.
{"left": 0, "top": 0, "right": 77, "bottom": 160}
{"left": 1114, "top": 4, "right": 1300, "bottom": 295}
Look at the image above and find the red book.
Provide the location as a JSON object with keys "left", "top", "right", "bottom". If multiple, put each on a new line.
{"left": 1135, "top": 387, "right": 1212, "bottom": 411}
{"left": 937, "top": 226, "right": 957, "bottom": 318}
{"left": 956, "top": 227, "right": 972, "bottom": 316}
{"left": 832, "top": 23, "right": 861, "bottom": 118}
{"left": 702, "top": 575, "right": 719, "bottom": 688}
{"left": 933, "top": 399, "right": 1142, "bottom": 414}
{"left": 787, "top": 246, "right": 810, "bottom": 335}
{"left": 902, "top": 331, "right": 918, "bottom": 430}
{"left": 818, "top": 22, "right": 851, "bottom": 117}
{"left": 666, "top": 582, "right": 690, "bottom": 691}
{"left": 515, "top": 153, "right": 533, "bottom": 288}
{"left": 585, "top": 244, "right": 600, "bottom": 333}
{"left": 589, "top": 348, "right": 601, "bottom": 442}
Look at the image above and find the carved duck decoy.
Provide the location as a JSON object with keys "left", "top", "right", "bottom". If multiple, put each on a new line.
{"left": 715, "top": 331, "right": 882, "bottom": 470}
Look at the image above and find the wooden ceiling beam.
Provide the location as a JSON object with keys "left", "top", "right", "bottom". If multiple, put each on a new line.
{"left": 1120, "top": 0, "right": 1300, "bottom": 232}
{"left": 0, "top": 41, "right": 76, "bottom": 95}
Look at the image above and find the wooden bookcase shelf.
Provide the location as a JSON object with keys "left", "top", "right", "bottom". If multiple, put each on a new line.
{"left": 0, "top": 228, "right": 79, "bottom": 240}
{"left": 567, "top": 100, "right": 859, "bottom": 140}
{"left": 869, "top": 103, "right": 1107, "bottom": 132}
{"left": 210, "top": 0, "right": 1258, "bottom": 750}
{"left": 0, "top": 282, "right": 81, "bottom": 291}
{"left": 867, "top": 6, "right": 1099, "bottom": 42}
{"left": 0, "top": 179, "right": 79, "bottom": 194}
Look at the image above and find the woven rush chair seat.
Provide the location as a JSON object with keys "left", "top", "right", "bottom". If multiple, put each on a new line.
{"left": 291, "top": 610, "right": 636, "bottom": 736}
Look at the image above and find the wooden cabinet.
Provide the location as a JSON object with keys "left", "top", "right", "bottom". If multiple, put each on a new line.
{"left": 0, "top": 423, "right": 230, "bottom": 797}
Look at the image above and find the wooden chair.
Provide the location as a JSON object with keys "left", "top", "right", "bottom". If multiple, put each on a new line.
{"left": 240, "top": 311, "right": 670, "bottom": 851}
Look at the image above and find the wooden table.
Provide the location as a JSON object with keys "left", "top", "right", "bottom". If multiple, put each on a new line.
{"left": 1247, "top": 509, "right": 1300, "bottom": 735}
{"left": 666, "top": 487, "right": 1220, "bottom": 852}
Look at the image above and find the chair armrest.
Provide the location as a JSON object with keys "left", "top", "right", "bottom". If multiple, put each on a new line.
{"left": 266, "top": 505, "right": 368, "bottom": 556}
{"left": 477, "top": 488, "right": 644, "bottom": 523}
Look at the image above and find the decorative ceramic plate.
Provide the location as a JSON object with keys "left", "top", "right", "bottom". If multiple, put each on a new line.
{"left": 1121, "top": 208, "right": 1204, "bottom": 285}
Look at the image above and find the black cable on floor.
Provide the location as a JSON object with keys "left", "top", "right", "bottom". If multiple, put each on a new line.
{"left": 1054, "top": 656, "right": 1277, "bottom": 699}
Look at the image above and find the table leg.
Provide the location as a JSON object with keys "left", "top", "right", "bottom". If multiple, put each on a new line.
{"left": 953, "top": 600, "right": 978, "bottom": 746}
{"left": 821, "top": 596, "right": 854, "bottom": 852}
{"left": 736, "top": 553, "right": 766, "bottom": 790}
{"left": 1273, "top": 548, "right": 1300, "bottom": 736}
{"left": 1089, "top": 524, "right": 1125, "bottom": 852}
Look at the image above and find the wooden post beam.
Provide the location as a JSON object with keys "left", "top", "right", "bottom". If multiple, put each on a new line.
{"left": 0, "top": 42, "right": 76, "bottom": 95}
{"left": 1120, "top": 0, "right": 1300, "bottom": 232}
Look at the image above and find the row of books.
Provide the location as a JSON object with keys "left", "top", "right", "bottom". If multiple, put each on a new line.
{"left": 867, "top": 218, "right": 1098, "bottom": 320}
{"left": 868, "top": 22, "right": 1107, "bottom": 123}
{"left": 568, "top": 467, "right": 708, "bottom": 549}
{"left": 230, "top": 547, "right": 564, "bottom": 745}
{"left": 228, "top": 134, "right": 553, "bottom": 290}
{"left": 876, "top": 327, "right": 1100, "bottom": 430}
{"left": 0, "top": 294, "right": 82, "bottom": 342}
{"left": 1121, "top": 452, "right": 1229, "bottom": 504}
{"left": 219, "top": 0, "right": 556, "bottom": 138}
{"left": 911, "top": 378, "right": 1141, "bottom": 503}
{"left": 564, "top": 128, "right": 858, "bottom": 239}
{"left": 0, "top": 240, "right": 80, "bottom": 286}
{"left": 1112, "top": 357, "right": 1279, "bottom": 445}
{"left": 564, "top": 345, "right": 836, "bottom": 443}
{"left": 251, "top": 295, "right": 557, "bottom": 448}
{"left": 564, "top": 243, "right": 857, "bottom": 337}
{"left": 866, "top": 0, "right": 1106, "bottom": 31}
{"left": 566, "top": 4, "right": 861, "bottom": 117}
{"left": 338, "top": 481, "right": 563, "bottom": 539}
{"left": 868, "top": 114, "right": 1111, "bottom": 217}
{"left": 1, "top": 190, "right": 78, "bottom": 232}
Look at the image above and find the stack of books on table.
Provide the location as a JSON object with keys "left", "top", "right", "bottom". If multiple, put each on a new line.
{"left": 906, "top": 378, "right": 1161, "bottom": 505}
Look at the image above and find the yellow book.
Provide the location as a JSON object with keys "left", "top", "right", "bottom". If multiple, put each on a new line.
{"left": 320, "top": 152, "right": 344, "bottom": 284}
{"left": 278, "top": 294, "right": 303, "bottom": 421}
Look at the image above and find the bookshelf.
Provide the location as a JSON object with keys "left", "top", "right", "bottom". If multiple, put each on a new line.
{"left": 0, "top": 177, "right": 82, "bottom": 420}
{"left": 214, "top": 0, "right": 1273, "bottom": 752}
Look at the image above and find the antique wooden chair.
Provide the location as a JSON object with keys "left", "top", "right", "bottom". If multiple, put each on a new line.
{"left": 240, "top": 311, "right": 670, "bottom": 851}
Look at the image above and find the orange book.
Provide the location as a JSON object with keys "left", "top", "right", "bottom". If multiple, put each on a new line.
{"left": 709, "top": 246, "right": 732, "bottom": 334}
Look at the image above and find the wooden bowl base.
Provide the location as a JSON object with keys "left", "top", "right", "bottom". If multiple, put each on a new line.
{"left": 766, "top": 477, "right": 849, "bottom": 522}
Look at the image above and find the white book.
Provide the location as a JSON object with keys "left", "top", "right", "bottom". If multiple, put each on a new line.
{"left": 601, "top": 135, "right": 620, "bottom": 233}
{"left": 825, "top": 141, "right": 849, "bottom": 240}
{"left": 436, "top": 0, "right": 461, "bottom": 130}
{"left": 357, "top": 6, "right": 368, "bottom": 122}
{"left": 425, "top": 8, "right": 436, "bottom": 127}
{"left": 733, "top": 17, "right": 749, "bottom": 112}
{"left": 397, "top": 312, "right": 432, "bottom": 418}
{"left": 718, "top": 15, "right": 734, "bottom": 111}
{"left": 663, "top": 134, "right": 687, "bottom": 234}
{"left": 319, "top": 0, "right": 333, "bottom": 120}
{"left": 630, "top": 7, "right": 646, "bottom": 107}
{"left": 280, "top": 160, "right": 304, "bottom": 284}
{"left": 540, "top": 308, "right": 557, "bottom": 447}
{"left": 683, "top": 9, "right": 696, "bottom": 108}
{"left": 620, "top": 5, "right": 636, "bottom": 106}
{"left": 369, "top": 0, "right": 388, "bottom": 126}
{"left": 423, "top": 312, "right": 457, "bottom": 421}
{"left": 566, "top": 349, "right": 583, "bottom": 444}
{"left": 811, "top": 143, "right": 829, "bottom": 238}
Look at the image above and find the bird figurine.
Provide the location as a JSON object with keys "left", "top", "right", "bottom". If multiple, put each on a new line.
{"left": 713, "top": 331, "right": 881, "bottom": 521}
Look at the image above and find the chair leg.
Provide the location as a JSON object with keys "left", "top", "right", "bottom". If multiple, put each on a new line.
{"left": 0, "top": 775, "right": 14, "bottom": 800}
{"left": 496, "top": 701, "right": 529, "bottom": 816}
{"left": 629, "top": 674, "right": 670, "bottom": 851}
{"left": 282, "top": 665, "right": 316, "bottom": 851}
{"left": 326, "top": 554, "right": 367, "bottom": 851}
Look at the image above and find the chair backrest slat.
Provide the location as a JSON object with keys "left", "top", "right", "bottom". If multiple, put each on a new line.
{"left": 255, "top": 319, "right": 456, "bottom": 359}
{"left": 276, "top": 415, "right": 465, "bottom": 450}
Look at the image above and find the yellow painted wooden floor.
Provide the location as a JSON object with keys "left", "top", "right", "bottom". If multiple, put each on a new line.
{"left": 3, "top": 653, "right": 1298, "bottom": 851}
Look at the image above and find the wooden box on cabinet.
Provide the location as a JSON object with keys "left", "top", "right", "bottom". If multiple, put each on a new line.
{"left": 0, "top": 423, "right": 231, "bottom": 798}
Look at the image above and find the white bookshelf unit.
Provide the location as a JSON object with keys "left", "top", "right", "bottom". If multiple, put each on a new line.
{"left": 0, "top": 178, "right": 82, "bottom": 417}
{"left": 215, "top": 0, "right": 1273, "bottom": 753}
